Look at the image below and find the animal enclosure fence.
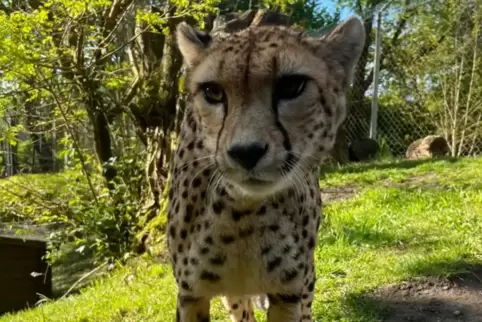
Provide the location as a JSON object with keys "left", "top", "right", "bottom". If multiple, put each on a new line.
{"left": 346, "top": 0, "right": 482, "bottom": 157}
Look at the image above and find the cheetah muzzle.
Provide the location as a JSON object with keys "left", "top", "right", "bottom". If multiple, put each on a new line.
{"left": 168, "top": 16, "right": 365, "bottom": 322}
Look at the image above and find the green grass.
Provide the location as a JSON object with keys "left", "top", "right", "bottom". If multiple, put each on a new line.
{"left": 320, "top": 156, "right": 481, "bottom": 188}
{"left": 2, "top": 157, "right": 482, "bottom": 322}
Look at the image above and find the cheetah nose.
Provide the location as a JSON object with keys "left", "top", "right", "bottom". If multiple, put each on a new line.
{"left": 227, "top": 142, "right": 268, "bottom": 170}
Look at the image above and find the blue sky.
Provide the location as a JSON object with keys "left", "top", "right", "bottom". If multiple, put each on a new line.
{"left": 320, "top": 0, "right": 356, "bottom": 20}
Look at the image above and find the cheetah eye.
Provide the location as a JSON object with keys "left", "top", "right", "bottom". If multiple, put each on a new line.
{"left": 274, "top": 75, "right": 309, "bottom": 101}
{"left": 200, "top": 82, "right": 226, "bottom": 104}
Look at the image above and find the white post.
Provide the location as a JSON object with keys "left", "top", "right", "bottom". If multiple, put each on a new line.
{"left": 369, "top": 10, "right": 383, "bottom": 140}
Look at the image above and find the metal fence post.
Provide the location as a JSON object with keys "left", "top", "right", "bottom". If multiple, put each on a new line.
{"left": 369, "top": 10, "right": 383, "bottom": 140}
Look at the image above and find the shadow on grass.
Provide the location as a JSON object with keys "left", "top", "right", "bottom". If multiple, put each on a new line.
{"left": 321, "top": 157, "right": 460, "bottom": 176}
{"left": 319, "top": 223, "right": 444, "bottom": 252}
{"left": 50, "top": 245, "right": 98, "bottom": 298}
{"left": 402, "top": 259, "right": 482, "bottom": 280}
{"left": 320, "top": 226, "right": 411, "bottom": 249}
{"left": 341, "top": 260, "right": 482, "bottom": 322}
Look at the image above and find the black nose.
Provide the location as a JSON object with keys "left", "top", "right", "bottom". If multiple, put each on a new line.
{"left": 227, "top": 142, "right": 268, "bottom": 170}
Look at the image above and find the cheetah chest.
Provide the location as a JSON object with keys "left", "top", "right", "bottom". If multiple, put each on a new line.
{"left": 172, "top": 198, "right": 318, "bottom": 298}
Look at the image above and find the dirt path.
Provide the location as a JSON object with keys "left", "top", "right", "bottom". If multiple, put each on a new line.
{"left": 367, "top": 267, "right": 482, "bottom": 322}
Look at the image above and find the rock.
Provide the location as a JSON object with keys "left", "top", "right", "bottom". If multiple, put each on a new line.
{"left": 348, "top": 138, "right": 380, "bottom": 162}
{"left": 406, "top": 135, "right": 450, "bottom": 160}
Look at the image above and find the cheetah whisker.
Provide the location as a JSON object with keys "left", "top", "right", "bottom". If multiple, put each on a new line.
{"left": 280, "top": 158, "right": 304, "bottom": 209}
{"left": 190, "top": 161, "right": 215, "bottom": 187}
{"left": 289, "top": 154, "right": 308, "bottom": 211}
{"left": 206, "top": 169, "right": 224, "bottom": 204}
{"left": 287, "top": 158, "right": 308, "bottom": 212}
{"left": 172, "top": 155, "right": 214, "bottom": 177}
{"left": 211, "top": 172, "right": 227, "bottom": 204}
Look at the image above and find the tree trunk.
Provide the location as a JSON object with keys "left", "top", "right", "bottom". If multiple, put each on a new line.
{"left": 88, "top": 107, "right": 116, "bottom": 184}
{"left": 143, "top": 127, "right": 166, "bottom": 220}
{"left": 128, "top": 7, "right": 185, "bottom": 253}
{"left": 36, "top": 138, "right": 54, "bottom": 173}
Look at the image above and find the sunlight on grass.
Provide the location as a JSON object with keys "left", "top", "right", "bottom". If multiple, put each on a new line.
{"left": 320, "top": 157, "right": 482, "bottom": 189}
{"left": 2, "top": 157, "right": 481, "bottom": 322}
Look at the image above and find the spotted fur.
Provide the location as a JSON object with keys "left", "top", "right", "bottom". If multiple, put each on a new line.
{"left": 167, "top": 16, "right": 365, "bottom": 322}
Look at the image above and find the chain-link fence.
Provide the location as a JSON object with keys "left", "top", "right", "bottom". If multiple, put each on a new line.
{"left": 346, "top": 0, "right": 482, "bottom": 158}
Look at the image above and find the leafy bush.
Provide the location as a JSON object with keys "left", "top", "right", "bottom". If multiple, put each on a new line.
{"left": 0, "top": 172, "right": 82, "bottom": 223}
{"left": 0, "top": 141, "right": 153, "bottom": 265}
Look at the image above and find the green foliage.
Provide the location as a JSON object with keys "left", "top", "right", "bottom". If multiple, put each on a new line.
{"left": 0, "top": 144, "right": 147, "bottom": 265}
{"left": 3, "top": 124, "right": 23, "bottom": 146}
{"left": 289, "top": 0, "right": 340, "bottom": 31}
{"left": 137, "top": 186, "right": 170, "bottom": 257}
{"left": 376, "top": 136, "right": 394, "bottom": 159}
{"left": 0, "top": 172, "right": 76, "bottom": 223}
{"left": 48, "top": 141, "right": 148, "bottom": 264}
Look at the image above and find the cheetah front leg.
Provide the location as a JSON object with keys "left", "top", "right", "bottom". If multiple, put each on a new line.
{"left": 299, "top": 259, "right": 317, "bottom": 321}
{"left": 266, "top": 294, "right": 302, "bottom": 322}
{"left": 176, "top": 295, "right": 210, "bottom": 322}
{"left": 221, "top": 296, "right": 257, "bottom": 322}
{"left": 300, "top": 274, "right": 315, "bottom": 322}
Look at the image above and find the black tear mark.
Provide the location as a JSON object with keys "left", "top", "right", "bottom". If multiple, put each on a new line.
{"left": 270, "top": 55, "right": 298, "bottom": 173}
{"left": 215, "top": 100, "right": 228, "bottom": 166}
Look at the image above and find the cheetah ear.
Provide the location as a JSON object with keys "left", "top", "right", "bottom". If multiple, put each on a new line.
{"left": 176, "top": 22, "right": 213, "bottom": 67}
{"left": 314, "top": 16, "right": 365, "bottom": 86}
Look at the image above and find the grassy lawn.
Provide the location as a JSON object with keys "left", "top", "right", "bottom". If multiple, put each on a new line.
{"left": 2, "top": 157, "right": 482, "bottom": 322}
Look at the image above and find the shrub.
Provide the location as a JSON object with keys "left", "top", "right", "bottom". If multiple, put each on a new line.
{"left": 0, "top": 142, "right": 152, "bottom": 265}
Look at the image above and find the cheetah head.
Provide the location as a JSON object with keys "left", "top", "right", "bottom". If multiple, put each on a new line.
{"left": 177, "top": 17, "right": 365, "bottom": 198}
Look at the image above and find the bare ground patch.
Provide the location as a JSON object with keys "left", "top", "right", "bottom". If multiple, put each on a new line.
{"left": 365, "top": 267, "right": 482, "bottom": 322}
{"left": 382, "top": 173, "right": 443, "bottom": 190}
{"left": 320, "top": 173, "right": 445, "bottom": 204}
{"left": 320, "top": 185, "right": 357, "bottom": 203}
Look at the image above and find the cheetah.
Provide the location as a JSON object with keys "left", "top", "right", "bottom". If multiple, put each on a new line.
{"left": 167, "top": 16, "right": 365, "bottom": 322}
